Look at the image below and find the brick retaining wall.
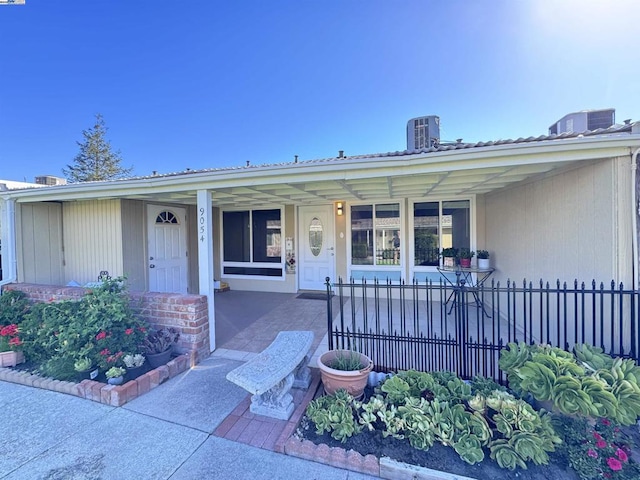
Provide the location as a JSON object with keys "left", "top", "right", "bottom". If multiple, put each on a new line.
{"left": 3, "top": 283, "right": 210, "bottom": 363}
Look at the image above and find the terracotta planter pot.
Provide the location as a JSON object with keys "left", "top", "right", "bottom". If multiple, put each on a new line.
{"left": 318, "top": 350, "right": 373, "bottom": 398}
{"left": 146, "top": 347, "right": 173, "bottom": 368}
{"left": 0, "top": 350, "right": 25, "bottom": 368}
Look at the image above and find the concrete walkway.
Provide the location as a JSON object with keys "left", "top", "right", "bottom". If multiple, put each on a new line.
{"left": 1, "top": 355, "right": 376, "bottom": 480}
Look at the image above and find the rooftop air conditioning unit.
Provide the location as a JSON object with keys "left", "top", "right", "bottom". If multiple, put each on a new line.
{"left": 549, "top": 109, "right": 615, "bottom": 135}
{"left": 407, "top": 115, "right": 440, "bottom": 150}
{"left": 35, "top": 175, "right": 67, "bottom": 186}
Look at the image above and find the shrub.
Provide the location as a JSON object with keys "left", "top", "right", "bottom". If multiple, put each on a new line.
{"left": 18, "top": 278, "right": 148, "bottom": 380}
{"left": 0, "top": 290, "right": 30, "bottom": 326}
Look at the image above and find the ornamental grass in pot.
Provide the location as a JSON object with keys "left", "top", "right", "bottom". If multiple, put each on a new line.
{"left": 318, "top": 349, "right": 373, "bottom": 398}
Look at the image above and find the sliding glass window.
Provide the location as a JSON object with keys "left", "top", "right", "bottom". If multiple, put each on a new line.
{"left": 223, "top": 209, "right": 282, "bottom": 276}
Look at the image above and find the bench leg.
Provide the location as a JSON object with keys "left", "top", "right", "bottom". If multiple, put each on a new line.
{"left": 292, "top": 353, "right": 311, "bottom": 390}
{"left": 250, "top": 372, "right": 295, "bottom": 420}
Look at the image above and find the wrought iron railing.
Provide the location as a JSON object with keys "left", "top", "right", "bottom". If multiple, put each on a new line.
{"left": 325, "top": 277, "right": 640, "bottom": 383}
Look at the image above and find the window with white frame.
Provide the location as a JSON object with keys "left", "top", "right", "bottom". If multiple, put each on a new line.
{"left": 222, "top": 208, "right": 282, "bottom": 276}
{"left": 350, "top": 203, "right": 401, "bottom": 266}
{"left": 413, "top": 200, "right": 470, "bottom": 267}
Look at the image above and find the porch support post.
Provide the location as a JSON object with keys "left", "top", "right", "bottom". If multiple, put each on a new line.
{"left": 0, "top": 198, "right": 17, "bottom": 286}
{"left": 197, "top": 189, "right": 216, "bottom": 352}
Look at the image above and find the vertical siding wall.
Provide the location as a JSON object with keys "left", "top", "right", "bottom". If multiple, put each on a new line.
{"left": 16, "top": 203, "right": 64, "bottom": 285}
{"left": 484, "top": 158, "right": 633, "bottom": 285}
{"left": 121, "top": 199, "right": 147, "bottom": 292}
{"left": 63, "top": 200, "right": 124, "bottom": 285}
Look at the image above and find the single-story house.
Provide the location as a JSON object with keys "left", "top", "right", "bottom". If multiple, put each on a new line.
{"left": 2, "top": 119, "right": 640, "bottom": 357}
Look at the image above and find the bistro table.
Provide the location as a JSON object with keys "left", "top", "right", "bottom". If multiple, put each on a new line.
{"left": 437, "top": 265, "right": 495, "bottom": 316}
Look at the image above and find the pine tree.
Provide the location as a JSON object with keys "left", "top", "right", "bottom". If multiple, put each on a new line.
{"left": 63, "top": 114, "right": 133, "bottom": 182}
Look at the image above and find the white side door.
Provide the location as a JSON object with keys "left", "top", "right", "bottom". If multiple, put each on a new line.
{"left": 147, "top": 205, "right": 188, "bottom": 293}
{"left": 298, "top": 205, "right": 335, "bottom": 291}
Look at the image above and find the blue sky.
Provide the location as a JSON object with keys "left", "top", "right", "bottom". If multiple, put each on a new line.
{"left": 1, "top": 0, "right": 639, "bottom": 182}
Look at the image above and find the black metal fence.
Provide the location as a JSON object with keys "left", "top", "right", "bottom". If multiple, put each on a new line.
{"left": 325, "top": 277, "right": 640, "bottom": 383}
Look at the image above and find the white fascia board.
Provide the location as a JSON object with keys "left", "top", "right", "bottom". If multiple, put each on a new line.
{"left": 3, "top": 135, "right": 639, "bottom": 203}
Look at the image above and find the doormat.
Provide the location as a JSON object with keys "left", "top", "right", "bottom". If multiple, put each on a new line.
{"left": 296, "top": 293, "right": 332, "bottom": 300}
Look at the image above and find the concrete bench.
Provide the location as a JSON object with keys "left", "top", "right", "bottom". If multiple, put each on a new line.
{"left": 226, "top": 330, "right": 314, "bottom": 420}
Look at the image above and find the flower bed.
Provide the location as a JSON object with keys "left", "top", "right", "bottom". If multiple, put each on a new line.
{"left": 0, "top": 352, "right": 190, "bottom": 407}
{"left": 296, "top": 342, "right": 640, "bottom": 480}
{"left": 0, "top": 280, "right": 188, "bottom": 384}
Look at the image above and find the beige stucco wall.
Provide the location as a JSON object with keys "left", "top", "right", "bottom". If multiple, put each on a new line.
{"left": 62, "top": 199, "right": 124, "bottom": 285}
{"left": 484, "top": 157, "right": 633, "bottom": 286}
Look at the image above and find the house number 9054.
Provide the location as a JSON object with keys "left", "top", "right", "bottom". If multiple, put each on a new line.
{"left": 199, "top": 207, "right": 206, "bottom": 242}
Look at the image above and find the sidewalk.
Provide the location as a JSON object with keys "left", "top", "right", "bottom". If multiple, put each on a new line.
{"left": 0, "top": 355, "right": 376, "bottom": 480}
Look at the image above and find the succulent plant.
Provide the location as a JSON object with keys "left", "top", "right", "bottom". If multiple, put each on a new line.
{"left": 306, "top": 369, "right": 561, "bottom": 471}
{"left": 490, "top": 440, "right": 528, "bottom": 470}
{"left": 305, "top": 389, "right": 361, "bottom": 443}
{"left": 573, "top": 343, "right": 613, "bottom": 371}
{"left": 500, "top": 342, "right": 640, "bottom": 425}
{"left": 73, "top": 356, "right": 93, "bottom": 372}
{"left": 454, "top": 433, "right": 485, "bottom": 465}
{"left": 379, "top": 375, "right": 412, "bottom": 404}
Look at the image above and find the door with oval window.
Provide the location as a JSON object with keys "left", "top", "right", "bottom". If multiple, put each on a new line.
{"left": 298, "top": 205, "right": 335, "bottom": 290}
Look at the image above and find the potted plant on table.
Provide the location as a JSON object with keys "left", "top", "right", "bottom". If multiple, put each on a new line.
{"left": 141, "top": 327, "right": 180, "bottom": 368}
{"left": 458, "top": 248, "right": 475, "bottom": 268}
{"left": 476, "top": 250, "right": 490, "bottom": 269}
{"left": 441, "top": 247, "right": 458, "bottom": 268}
{"left": 317, "top": 349, "right": 373, "bottom": 399}
{"left": 105, "top": 366, "right": 126, "bottom": 385}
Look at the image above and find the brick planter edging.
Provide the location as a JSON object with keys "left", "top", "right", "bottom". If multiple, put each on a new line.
{"left": 0, "top": 353, "right": 190, "bottom": 407}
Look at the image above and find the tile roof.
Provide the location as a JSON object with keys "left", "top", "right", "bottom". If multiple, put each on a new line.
{"left": 14, "top": 122, "right": 639, "bottom": 187}
{"left": 135, "top": 122, "right": 636, "bottom": 180}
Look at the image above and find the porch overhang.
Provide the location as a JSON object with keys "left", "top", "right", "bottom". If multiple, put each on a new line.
{"left": 2, "top": 135, "right": 639, "bottom": 209}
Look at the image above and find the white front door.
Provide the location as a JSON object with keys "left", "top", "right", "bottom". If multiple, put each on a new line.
{"left": 147, "top": 205, "right": 188, "bottom": 293}
{"left": 298, "top": 205, "right": 335, "bottom": 291}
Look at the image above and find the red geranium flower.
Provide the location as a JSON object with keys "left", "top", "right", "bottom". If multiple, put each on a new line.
{"left": 95, "top": 331, "right": 107, "bottom": 341}
{"left": 125, "top": 328, "right": 133, "bottom": 335}
{"left": 607, "top": 457, "right": 623, "bottom": 471}
{"left": 8, "top": 337, "right": 22, "bottom": 347}
{"left": 596, "top": 439, "right": 607, "bottom": 449}
{"left": 616, "top": 448, "right": 628, "bottom": 462}
{"left": 593, "top": 432, "right": 603, "bottom": 441}
{"left": 138, "top": 327, "right": 146, "bottom": 333}
{"left": 100, "top": 348, "right": 110, "bottom": 356}
{"left": 587, "top": 448, "right": 598, "bottom": 459}
{"left": 600, "top": 418, "right": 611, "bottom": 426}
{"left": 1, "top": 324, "right": 18, "bottom": 336}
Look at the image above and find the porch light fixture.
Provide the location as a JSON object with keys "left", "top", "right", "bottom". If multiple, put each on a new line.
{"left": 336, "top": 202, "right": 344, "bottom": 216}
